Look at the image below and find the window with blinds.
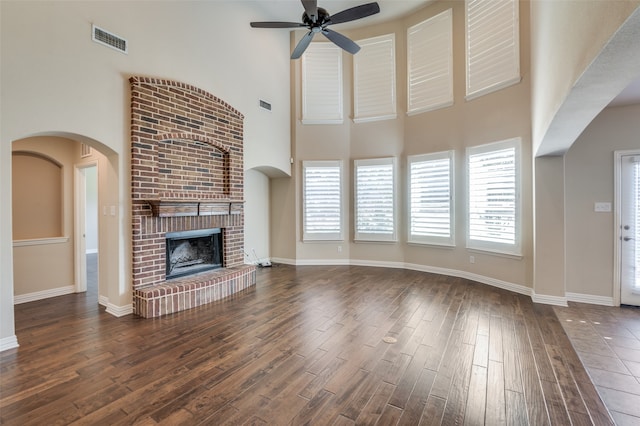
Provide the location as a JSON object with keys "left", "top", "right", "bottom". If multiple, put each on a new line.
{"left": 408, "top": 151, "right": 454, "bottom": 246}
{"left": 467, "top": 138, "right": 521, "bottom": 255}
{"left": 407, "top": 9, "right": 453, "bottom": 115}
{"left": 301, "top": 43, "right": 343, "bottom": 124}
{"left": 354, "top": 157, "right": 397, "bottom": 242}
{"left": 303, "top": 161, "right": 343, "bottom": 241}
{"left": 353, "top": 34, "right": 396, "bottom": 123}
{"left": 465, "top": 0, "right": 520, "bottom": 100}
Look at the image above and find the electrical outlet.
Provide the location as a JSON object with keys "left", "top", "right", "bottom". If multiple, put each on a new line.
{"left": 337, "top": 245, "right": 342, "bottom": 253}
{"left": 594, "top": 202, "right": 611, "bottom": 212}
{"left": 470, "top": 255, "right": 475, "bottom": 264}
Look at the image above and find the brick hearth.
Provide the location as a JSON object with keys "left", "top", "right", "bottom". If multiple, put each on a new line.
{"left": 130, "top": 76, "right": 255, "bottom": 318}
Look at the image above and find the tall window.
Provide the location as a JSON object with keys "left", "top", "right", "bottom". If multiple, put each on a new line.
{"left": 354, "top": 157, "right": 397, "bottom": 242}
{"left": 407, "top": 9, "right": 453, "bottom": 114}
{"left": 465, "top": 0, "right": 520, "bottom": 99}
{"left": 467, "top": 138, "right": 521, "bottom": 255}
{"left": 353, "top": 34, "right": 396, "bottom": 123}
{"left": 408, "top": 151, "right": 454, "bottom": 246}
{"left": 302, "top": 161, "right": 343, "bottom": 241}
{"left": 301, "top": 43, "right": 343, "bottom": 124}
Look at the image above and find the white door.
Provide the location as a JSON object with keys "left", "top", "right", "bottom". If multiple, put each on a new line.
{"left": 620, "top": 153, "right": 640, "bottom": 306}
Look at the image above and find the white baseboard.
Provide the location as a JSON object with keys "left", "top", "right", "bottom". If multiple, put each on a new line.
{"left": 566, "top": 292, "right": 615, "bottom": 306}
{"left": 0, "top": 335, "right": 19, "bottom": 352}
{"left": 98, "top": 295, "right": 109, "bottom": 307}
{"left": 106, "top": 303, "right": 133, "bottom": 317}
{"left": 14, "top": 285, "right": 75, "bottom": 305}
{"left": 265, "top": 258, "right": 616, "bottom": 307}
{"left": 532, "top": 292, "right": 568, "bottom": 307}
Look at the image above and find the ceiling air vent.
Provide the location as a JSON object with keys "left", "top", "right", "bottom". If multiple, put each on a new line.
{"left": 92, "top": 24, "right": 128, "bottom": 54}
{"left": 259, "top": 100, "right": 272, "bottom": 111}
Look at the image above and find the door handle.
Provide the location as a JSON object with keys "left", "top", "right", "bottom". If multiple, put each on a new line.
{"left": 624, "top": 236, "right": 634, "bottom": 241}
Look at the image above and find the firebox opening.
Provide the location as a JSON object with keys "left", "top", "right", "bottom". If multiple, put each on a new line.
{"left": 166, "top": 228, "right": 223, "bottom": 280}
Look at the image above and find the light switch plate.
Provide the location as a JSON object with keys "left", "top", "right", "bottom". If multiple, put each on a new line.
{"left": 594, "top": 202, "right": 611, "bottom": 212}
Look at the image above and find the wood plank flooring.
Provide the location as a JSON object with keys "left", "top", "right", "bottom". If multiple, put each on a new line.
{"left": 0, "top": 264, "right": 615, "bottom": 425}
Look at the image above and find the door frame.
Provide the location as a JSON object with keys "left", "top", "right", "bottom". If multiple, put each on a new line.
{"left": 613, "top": 149, "right": 640, "bottom": 306}
{"left": 74, "top": 161, "right": 98, "bottom": 293}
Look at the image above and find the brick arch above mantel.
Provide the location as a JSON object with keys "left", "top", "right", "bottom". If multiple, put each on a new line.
{"left": 154, "top": 133, "right": 231, "bottom": 154}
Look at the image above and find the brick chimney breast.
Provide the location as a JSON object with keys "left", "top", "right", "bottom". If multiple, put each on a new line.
{"left": 129, "top": 77, "right": 255, "bottom": 318}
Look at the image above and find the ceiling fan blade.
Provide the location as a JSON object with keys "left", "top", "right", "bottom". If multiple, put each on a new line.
{"left": 328, "top": 2, "right": 380, "bottom": 25}
{"left": 302, "top": 0, "right": 318, "bottom": 23}
{"left": 322, "top": 28, "right": 360, "bottom": 55}
{"left": 291, "top": 31, "right": 315, "bottom": 59}
{"left": 250, "top": 21, "right": 307, "bottom": 28}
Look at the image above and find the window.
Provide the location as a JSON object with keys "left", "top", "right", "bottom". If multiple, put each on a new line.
{"left": 353, "top": 34, "right": 396, "bottom": 122}
{"left": 354, "top": 157, "right": 397, "bottom": 242}
{"left": 467, "top": 139, "right": 520, "bottom": 255}
{"left": 303, "top": 160, "right": 343, "bottom": 241}
{"left": 465, "top": 0, "right": 520, "bottom": 99}
{"left": 408, "top": 151, "right": 454, "bottom": 246}
{"left": 407, "top": 9, "right": 453, "bottom": 114}
{"left": 301, "top": 43, "right": 343, "bottom": 124}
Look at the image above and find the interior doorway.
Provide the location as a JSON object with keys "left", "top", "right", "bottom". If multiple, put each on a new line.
{"left": 75, "top": 163, "right": 99, "bottom": 299}
{"left": 616, "top": 150, "right": 640, "bottom": 306}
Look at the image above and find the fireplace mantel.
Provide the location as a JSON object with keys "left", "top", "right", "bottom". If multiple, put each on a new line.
{"left": 147, "top": 200, "right": 244, "bottom": 218}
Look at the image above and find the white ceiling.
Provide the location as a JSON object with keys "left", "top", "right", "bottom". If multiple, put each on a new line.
{"left": 250, "top": 0, "right": 432, "bottom": 29}
{"left": 609, "top": 77, "right": 640, "bottom": 107}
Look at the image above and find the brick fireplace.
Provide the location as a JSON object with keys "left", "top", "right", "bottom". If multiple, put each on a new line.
{"left": 130, "top": 76, "right": 255, "bottom": 318}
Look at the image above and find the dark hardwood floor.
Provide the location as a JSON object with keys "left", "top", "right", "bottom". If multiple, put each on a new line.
{"left": 0, "top": 264, "right": 616, "bottom": 425}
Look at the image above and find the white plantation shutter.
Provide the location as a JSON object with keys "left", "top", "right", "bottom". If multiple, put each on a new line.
{"left": 303, "top": 161, "right": 343, "bottom": 241}
{"left": 302, "top": 43, "right": 343, "bottom": 124}
{"left": 465, "top": 0, "right": 520, "bottom": 99}
{"left": 355, "top": 158, "right": 397, "bottom": 242}
{"left": 408, "top": 151, "right": 454, "bottom": 246}
{"left": 467, "top": 139, "right": 521, "bottom": 255}
{"left": 354, "top": 34, "right": 396, "bottom": 122}
{"left": 407, "top": 9, "right": 453, "bottom": 114}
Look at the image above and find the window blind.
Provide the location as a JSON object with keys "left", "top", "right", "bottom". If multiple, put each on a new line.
{"left": 303, "top": 161, "right": 343, "bottom": 241}
{"left": 353, "top": 34, "right": 396, "bottom": 123}
{"left": 467, "top": 139, "right": 520, "bottom": 255}
{"left": 408, "top": 151, "right": 454, "bottom": 245}
{"left": 465, "top": 0, "right": 520, "bottom": 99}
{"left": 407, "top": 9, "right": 453, "bottom": 114}
{"left": 302, "top": 43, "right": 343, "bottom": 124}
{"left": 355, "top": 158, "right": 396, "bottom": 242}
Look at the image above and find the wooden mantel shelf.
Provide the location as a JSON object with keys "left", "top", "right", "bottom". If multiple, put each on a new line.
{"left": 146, "top": 200, "right": 244, "bottom": 217}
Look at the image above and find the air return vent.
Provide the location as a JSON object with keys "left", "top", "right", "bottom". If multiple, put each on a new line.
{"left": 259, "top": 100, "right": 272, "bottom": 111}
{"left": 92, "top": 24, "right": 128, "bottom": 54}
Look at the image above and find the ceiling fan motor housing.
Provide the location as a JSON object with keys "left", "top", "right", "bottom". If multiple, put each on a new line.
{"left": 303, "top": 7, "right": 330, "bottom": 27}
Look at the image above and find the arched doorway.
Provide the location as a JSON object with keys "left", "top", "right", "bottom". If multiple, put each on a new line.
{"left": 6, "top": 132, "right": 125, "bottom": 347}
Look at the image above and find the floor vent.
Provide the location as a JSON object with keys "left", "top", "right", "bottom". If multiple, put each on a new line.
{"left": 259, "top": 100, "right": 272, "bottom": 111}
{"left": 92, "top": 25, "right": 128, "bottom": 54}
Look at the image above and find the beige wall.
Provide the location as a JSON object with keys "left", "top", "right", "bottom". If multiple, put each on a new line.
{"left": 533, "top": 156, "right": 566, "bottom": 299}
{"left": 0, "top": 1, "right": 292, "bottom": 346}
{"left": 565, "top": 104, "right": 640, "bottom": 298}
{"left": 12, "top": 153, "right": 63, "bottom": 239}
{"left": 277, "top": 1, "right": 533, "bottom": 288}
{"left": 11, "top": 137, "right": 76, "bottom": 296}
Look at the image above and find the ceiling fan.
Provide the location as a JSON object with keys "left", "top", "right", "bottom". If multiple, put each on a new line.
{"left": 250, "top": 0, "right": 381, "bottom": 59}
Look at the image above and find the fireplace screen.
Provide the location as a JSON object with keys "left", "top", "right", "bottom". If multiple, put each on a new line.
{"left": 166, "top": 228, "right": 223, "bottom": 279}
